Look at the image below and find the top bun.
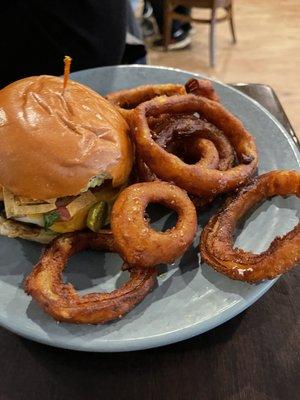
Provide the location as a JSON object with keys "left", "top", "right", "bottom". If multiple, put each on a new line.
{"left": 0, "top": 75, "right": 132, "bottom": 199}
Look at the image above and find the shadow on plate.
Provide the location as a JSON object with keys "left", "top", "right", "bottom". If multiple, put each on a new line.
{"left": 23, "top": 242, "right": 201, "bottom": 340}
{"left": 0, "top": 238, "right": 41, "bottom": 288}
{"left": 199, "top": 194, "right": 299, "bottom": 293}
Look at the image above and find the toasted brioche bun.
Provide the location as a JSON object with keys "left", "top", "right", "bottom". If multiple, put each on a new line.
{"left": 0, "top": 75, "right": 133, "bottom": 199}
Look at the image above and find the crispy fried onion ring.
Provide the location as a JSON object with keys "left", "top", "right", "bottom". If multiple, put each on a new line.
{"left": 133, "top": 114, "right": 234, "bottom": 208}
{"left": 133, "top": 94, "right": 258, "bottom": 197}
{"left": 200, "top": 170, "right": 300, "bottom": 283}
{"left": 134, "top": 114, "right": 235, "bottom": 208}
{"left": 133, "top": 152, "right": 216, "bottom": 210}
{"left": 134, "top": 106, "right": 235, "bottom": 209}
{"left": 111, "top": 181, "right": 197, "bottom": 268}
{"left": 24, "top": 231, "right": 157, "bottom": 324}
{"left": 106, "top": 83, "right": 185, "bottom": 111}
{"left": 185, "top": 78, "right": 220, "bottom": 102}
{"left": 135, "top": 136, "right": 220, "bottom": 183}
{"left": 148, "top": 113, "right": 235, "bottom": 171}
{"left": 106, "top": 79, "right": 220, "bottom": 109}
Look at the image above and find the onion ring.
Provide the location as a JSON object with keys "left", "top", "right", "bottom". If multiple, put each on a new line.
{"left": 133, "top": 154, "right": 216, "bottom": 210}
{"left": 185, "top": 78, "right": 220, "bottom": 102}
{"left": 111, "top": 181, "right": 197, "bottom": 268}
{"left": 24, "top": 231, "right": 157, "bottom": 324}
{"left": 106, "top": 83, "right": 186, "bottom": 120}
{"left": 200, "top": 170, "right": 300, "bottom": 283}
{"left": 134, "top": 113, "right": 235, "bottom": 209}
{"left": 106, "top": 83, "right": 185, "bottom": 110}
{"left": 148, "top": 113, "right": 235, "bottom": 171}
{"left": 135, "top": 114, "right": 235, "bottom": 182}
{"left": 136, "top": 137, "right": 220, "bottom": 182}
{"left": 132, "top": 94, "right": 258, "bottom": 197}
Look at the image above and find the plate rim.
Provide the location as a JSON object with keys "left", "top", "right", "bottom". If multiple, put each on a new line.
{"left": 0, "top": 65, "right": 298, "bottom": 352}
{"left": 0, "top": 277, "right": 278, "bottom": 352}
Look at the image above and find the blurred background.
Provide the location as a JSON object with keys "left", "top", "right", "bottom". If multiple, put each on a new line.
{"left": 1, "top": 0, "right": 299, "bottom": 133}
{"left": 132, "top": 0, "right": 300, "bottom": 134}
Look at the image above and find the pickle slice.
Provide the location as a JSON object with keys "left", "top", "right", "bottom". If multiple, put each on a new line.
{"left": 86, "top": 201, "right": 108, "bottom": 232}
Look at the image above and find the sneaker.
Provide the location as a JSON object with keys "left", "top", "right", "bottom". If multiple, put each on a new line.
{"left": 152, "top": 28, "right": 191, "bottom": 50}
{"left": 142, "top": 1, "right": 153, "bottom": 19}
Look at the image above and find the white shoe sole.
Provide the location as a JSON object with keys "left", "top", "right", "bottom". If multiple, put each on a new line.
{"left": 153, "top": 36, "right": 192, "bottom": 51}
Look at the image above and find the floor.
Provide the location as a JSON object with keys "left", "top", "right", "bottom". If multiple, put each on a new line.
{"left": 147, "top": 0, "right": 300, "bottom": 138}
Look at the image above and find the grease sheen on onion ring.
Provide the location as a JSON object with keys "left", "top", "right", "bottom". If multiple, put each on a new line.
{"left": 111, "top": 181, "right": 197, "bottom": 268}
{"left": 133, "top": 94, "right": 258, "bottom": 197}
{"left": 106, "top": 83, "right": 185, "bottom": 109}
{"left": 135, "top": 137, "right": 220, "bottom": 184}
{"left": 200, "top": 170, "right": 300, "bottom": 283}
{"left": 24, "top": 232, "right": 157, "bottom": 324}
{"left": 185, "top": 78, "right": 220, "bottom": 102}
{"left": 106, "top": 83, "right": 186, "bottom": 120}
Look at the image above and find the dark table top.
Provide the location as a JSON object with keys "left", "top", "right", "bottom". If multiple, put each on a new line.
{"left": 0, "top": 84, "right": 299, "bottom": 400}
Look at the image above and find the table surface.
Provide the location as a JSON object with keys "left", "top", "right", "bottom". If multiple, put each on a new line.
{"left": 0, "top": 84, "right": 299, "bottom": 400}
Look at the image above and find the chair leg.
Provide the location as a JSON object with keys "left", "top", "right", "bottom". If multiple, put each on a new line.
{"left": 163, "top": 1, "right": 173, "bottom": 51}
{"left": 209, "top": 7, "right": 216, "bottom": 67}
{"left": 227, "top": 4, "right": 237, "bottom": 44}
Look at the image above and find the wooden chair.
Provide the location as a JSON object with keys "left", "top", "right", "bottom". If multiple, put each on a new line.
{"left": 163, "top": 0, "right": 237, "bottom": 67}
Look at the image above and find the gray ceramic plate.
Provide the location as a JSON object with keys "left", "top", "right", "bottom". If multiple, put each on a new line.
{"left": 0, "top": 66, "right": 299, "bottom": 352}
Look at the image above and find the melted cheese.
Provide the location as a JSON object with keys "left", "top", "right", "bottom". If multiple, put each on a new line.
{"left": 66, "top": 190, "right": 96, "bottom": 218}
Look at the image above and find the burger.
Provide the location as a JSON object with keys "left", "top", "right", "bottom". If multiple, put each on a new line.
{"left": 0, "top": 75, "right": 133, "bottom": 243}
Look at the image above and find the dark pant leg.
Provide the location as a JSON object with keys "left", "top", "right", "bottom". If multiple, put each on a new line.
{"left": 148, "top": 0, "right": 191, "bottom": 35}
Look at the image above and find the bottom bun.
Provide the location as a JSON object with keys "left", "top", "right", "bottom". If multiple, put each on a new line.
{"left": 0, "top": 214, "right": 57, "bottom": 244}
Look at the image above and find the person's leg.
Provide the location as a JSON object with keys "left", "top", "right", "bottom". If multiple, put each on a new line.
{"left": 122, "top": 1, "right": 147, "bottom": 65}
{"left": 148, "top": 0, "right": 192, "bottom": 49}
{"left": 174, "top": 5, "right": 192, "bottom": 33}
{"left": 147, "top": 0, "right": 164, "bottom": 35}
{"left": 148, "top": 0, "right": 191, "bottom": 35}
